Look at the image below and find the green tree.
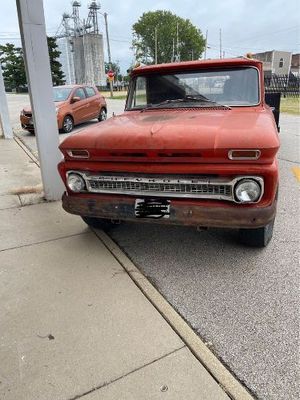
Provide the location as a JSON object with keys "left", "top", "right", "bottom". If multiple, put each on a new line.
{"left": 47, "top": 37, "right": 65, "bottom": 86}
{"left": 132, "top": 11, "right": 205, "bottom": 64}
{"left": 0, "top": 43, "right": 26, "bottom": 91}
{"left": 0, "top": 38, "right": 65, "bottom": 90}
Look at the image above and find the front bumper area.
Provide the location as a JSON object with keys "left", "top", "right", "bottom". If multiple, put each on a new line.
{"left": 20, "top": 115, "right": 34, "bottom": 131}
{"left": 62, "top": 192, "right": 276, "bottom": 229}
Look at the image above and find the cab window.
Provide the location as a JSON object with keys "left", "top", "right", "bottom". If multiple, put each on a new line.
{"left": 132, "top": 76, "right": 147, "bottom": 108}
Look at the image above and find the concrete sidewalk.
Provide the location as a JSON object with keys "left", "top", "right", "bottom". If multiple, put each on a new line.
{"left": 0, "top": 138, "right": 230, "bottom": 400}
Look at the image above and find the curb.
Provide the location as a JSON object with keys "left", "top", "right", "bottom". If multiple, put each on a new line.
{"left": 14, "top": 134, "right": 40, "bottom": 167}
{"left": 94, "top": 229, "right": 255, "bottom": 400}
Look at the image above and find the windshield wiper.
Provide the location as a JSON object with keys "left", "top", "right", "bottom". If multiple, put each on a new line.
{"left": 140, "top": 96, "right": 231, "bottom": 111}
{"left": 185, "top": 95, "right": 232, "bottom": 109}
{"left": 140, "top": 98, "right": 185, "bottom": 111}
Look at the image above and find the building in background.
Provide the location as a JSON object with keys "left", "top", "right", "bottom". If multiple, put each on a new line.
{"left": 57, "top": 35, "right": 75, "bottom": 85}
{"left": 252, "top": 50, "right": 292, "bottom": 75}
{"left": 55, "top": 1, "right": 106, "bottom": 87}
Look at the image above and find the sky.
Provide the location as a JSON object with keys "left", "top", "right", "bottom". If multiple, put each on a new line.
{"left": 0, "top": 0, "right": 299, "bottom": 73}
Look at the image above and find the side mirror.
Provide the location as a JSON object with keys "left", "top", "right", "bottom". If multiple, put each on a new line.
{"left": 71, "top": 96, "right": 81, "bottom": 103}
{"left": 265, "top": 92, "right": 281, "bottom": 131}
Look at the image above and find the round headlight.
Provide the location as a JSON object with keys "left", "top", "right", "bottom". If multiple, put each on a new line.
{"left": 67, "top": 173, "right": 85, "bottom": 192}
{"left": 235, "top": 179, "right": 261, "bottom": 203}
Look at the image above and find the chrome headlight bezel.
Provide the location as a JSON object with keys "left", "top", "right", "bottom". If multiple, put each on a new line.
{"left": 234, "top": 178, "right": 263, "bottom": 203}
{"left": 66, "top": 172, "right": 86, "bottom": 193}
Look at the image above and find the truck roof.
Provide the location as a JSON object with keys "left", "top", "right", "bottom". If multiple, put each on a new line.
{"left": 131, "top": 57, "right": 263, "bottom": 76}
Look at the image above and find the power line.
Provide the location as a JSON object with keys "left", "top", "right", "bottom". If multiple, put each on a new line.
{"left": 229, "top": 25, "right": 300, "bottom": 45}
{"left": 208, "top": 41, "right": 300, "bottom": 56}
{"left": 110, "top": 38, "right": 131, "bottom": 43}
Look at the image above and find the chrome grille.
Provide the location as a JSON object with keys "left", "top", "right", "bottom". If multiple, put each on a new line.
{"left": 88, "top": 179, "right": 231, "bottom": 197}
{"left": 82, "top": 173, "right": 234, "bottom": 200}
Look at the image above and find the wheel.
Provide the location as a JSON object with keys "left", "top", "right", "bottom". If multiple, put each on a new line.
{"left": 98, "top": 107, "right": 107, "bottom": 122}
{"left": 238, "top": 219, "right": 275, "bottom": 247}
{"left": 61, "top": 115, "right": 74, "bottom": 133}
{"left": 81, "top": 216, "right": 113, "bottom": 231}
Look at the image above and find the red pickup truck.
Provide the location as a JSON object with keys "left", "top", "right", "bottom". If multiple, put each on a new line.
{"left": 58, "top": 58, "right": 280, "bottom": 247}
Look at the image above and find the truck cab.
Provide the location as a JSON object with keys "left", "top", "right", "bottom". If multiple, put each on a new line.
{"left": 58, "top": 58, "right": 280, "bottom": 247}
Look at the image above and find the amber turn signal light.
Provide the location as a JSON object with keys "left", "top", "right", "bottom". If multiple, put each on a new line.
{"left": 228, "top": 150, "right": 261, "bottom": 160}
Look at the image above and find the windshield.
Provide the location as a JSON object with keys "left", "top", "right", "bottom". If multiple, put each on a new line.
{"left": 127, "top": 67, "right": 259, "bottom": 110}
{"left": 53, "top": 87, "right": 72, "bottom": 102}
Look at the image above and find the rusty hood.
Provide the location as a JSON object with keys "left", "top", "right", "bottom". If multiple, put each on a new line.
{"left": 60, "top": 107, "right": 280, "bottom": 163}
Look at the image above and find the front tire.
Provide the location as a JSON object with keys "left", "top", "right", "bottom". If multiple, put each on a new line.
{"left": 61, "top": 115, "right": 74, "bottom": 133}
{"left": 81, "top": 216, "right": 113, "bottom": 231}
{"left": 98, "top": 107, "right": 107, "bottom": 122}
{"left": 239, "top": 219, "right": 275, "bottom": 247}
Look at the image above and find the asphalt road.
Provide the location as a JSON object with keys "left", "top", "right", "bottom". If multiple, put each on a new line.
{"left": 7, "top": 94, "right": 300, "bottom": 400}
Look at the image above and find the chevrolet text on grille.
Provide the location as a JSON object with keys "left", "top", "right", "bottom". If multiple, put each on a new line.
{"left": 94, "top": 176, "right": 211, "bottom": 184}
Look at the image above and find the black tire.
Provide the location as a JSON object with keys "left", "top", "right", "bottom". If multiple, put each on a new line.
{"left": 61, "top": 115, "right": 74, "bottom": 133}
{"left": 239, "top": 219, "right": 275, "bottom": 247}
{"left": 98, "top": 107, "right": 107, "bottom": 122}
{"left": 81, "top": 216, "right": 113, "bottom": 231}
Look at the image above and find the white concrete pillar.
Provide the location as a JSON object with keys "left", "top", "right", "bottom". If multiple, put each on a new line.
{"left": 0, "top": 61, "right": 13, "bottom": 139}
{"left": 16, "top": 0, "right": 64, "bottom": 200}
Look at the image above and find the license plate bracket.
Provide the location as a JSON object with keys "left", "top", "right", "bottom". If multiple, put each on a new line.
{"left": 135, "top": 198, "right": 170, "bottom": 219}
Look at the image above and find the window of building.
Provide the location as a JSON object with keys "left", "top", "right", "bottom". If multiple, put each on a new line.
{"left": 279, "top": 58, "right": 284, "bottom": 68}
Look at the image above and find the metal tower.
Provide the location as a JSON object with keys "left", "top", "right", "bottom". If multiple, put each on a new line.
{"left": 72, "top": 1, "right": 83, "bottom": 36}
{"left": 54, "top": 0, "right": 106, "bottom": 86}
{"left": 86, "top": 1, "right": 101, "bottom": 34}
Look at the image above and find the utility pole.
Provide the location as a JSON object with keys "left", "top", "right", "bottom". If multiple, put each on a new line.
{"left": 219, "top": 28, "right": 222, "bottom": 59}
{"left": 155, "top": 27, "right": 158, "bottom": 64}
{"left": 204, "top": 30, "right": 208, "bottom": 59}
{"left": 172, "top": 38, "right": 175, "bottom": 62}
{"left": 0, "top": 60, "right": 13, "bottom": 139}
{"left": 176, "top": 22, "right": 180, "bottom": 62}
{"left": 104, "top": 12, "right": 113, "bottom": 97}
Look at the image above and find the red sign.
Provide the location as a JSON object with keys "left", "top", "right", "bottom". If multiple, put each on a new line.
{"left": 107, "top": 70, "right": 115, "bottom": 78}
